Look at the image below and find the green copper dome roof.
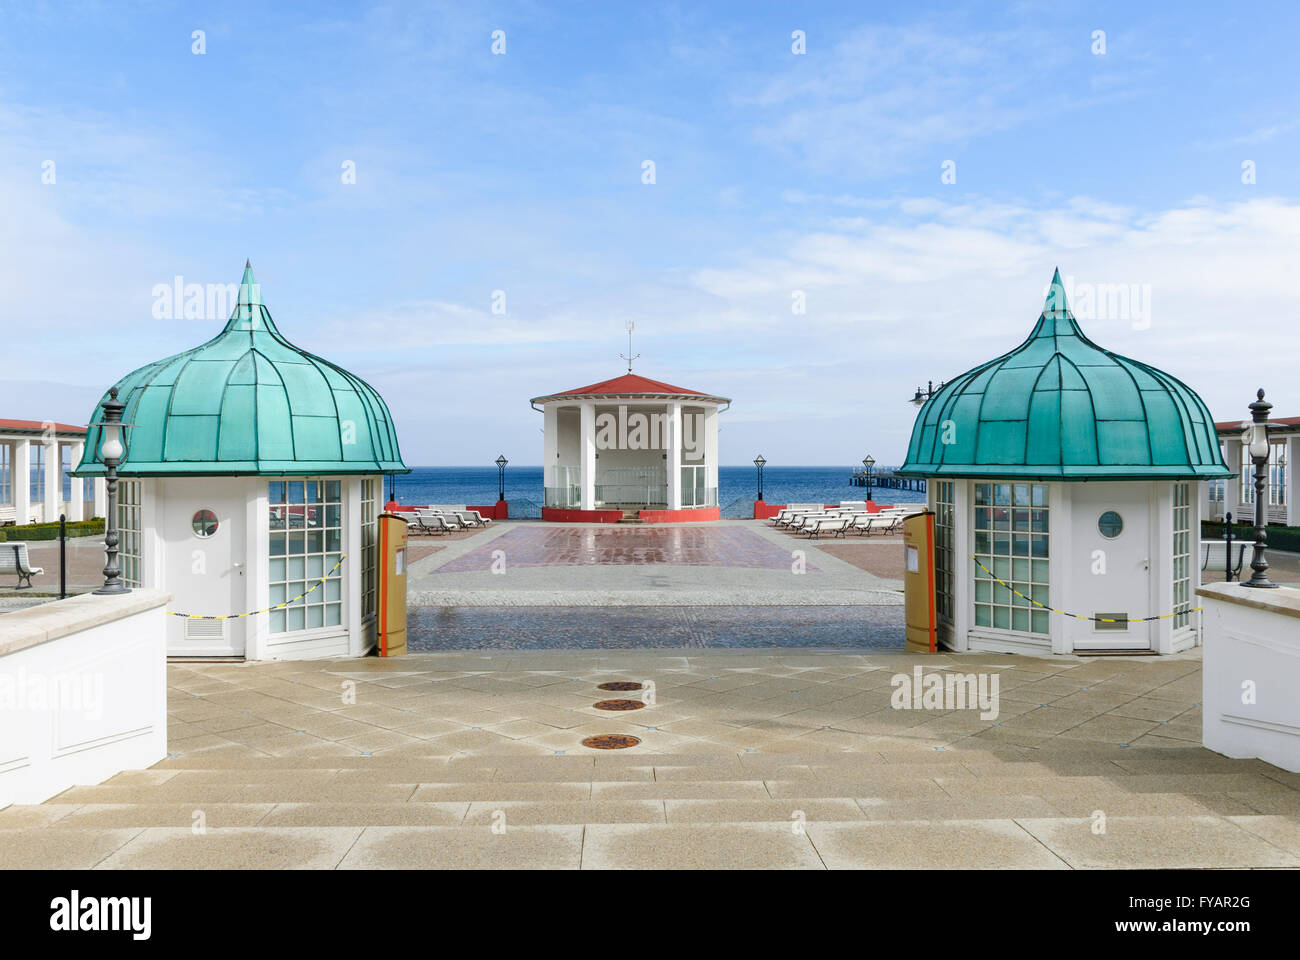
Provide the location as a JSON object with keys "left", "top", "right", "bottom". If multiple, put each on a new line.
{"left": 897, "top": 269, "right": 1230, "bottom": 481}
{"left": 74, "top": 263, "right": 409, "bottom": 478}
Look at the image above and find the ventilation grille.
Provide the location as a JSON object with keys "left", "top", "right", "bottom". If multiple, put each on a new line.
{"left": 1094, "top": 613, "right": 1129, "bottom": 632}
{"left": 185, "top": 619, "right": 226, "bottom": 640}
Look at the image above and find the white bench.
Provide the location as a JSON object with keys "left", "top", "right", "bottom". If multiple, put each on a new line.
{"left": 1201, "top": 540, "right": 1247, "bottom": 580}
{"left": 0, "top": 542, "right": 44, "bottom": 589}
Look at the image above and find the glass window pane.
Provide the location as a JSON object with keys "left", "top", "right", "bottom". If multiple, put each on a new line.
{"left": 1012, "top": 608, "right": 1029, "bottom": 631}
{"left": 326, "top": 578, "right": 341, "bottom": 601}
{"left": 307, "top": 531, "right": 324, "bottom": 553}
{"left": 269, "top": 481, "right": 285, "bottom": 504}
{"left": 1031, "top": 535, "right": 1049, "bottom": 558}
{"left": 270, "top": 558, "right": 285, "bottom": 581}
{"left": 288, "top": 481, "right": 304, "bottom": 503}
{"left": 1031, "top": 611, "right": 1049, "bottom": 634}
{"left": 325, "top": 603, "right": 342, "bottom": 626}
{"left": 270, "top": 583, "right": 286, "bottom": 606}
{"left": 326, "top": 529, "right": 341, "bottom": 552}
{"left": 307, "top": 605, "right": 323, "bottom": 629}
{"left": 974, "top": 531, "right": 990, "bottom": 554}
{"left": 993, "top": 606, "right": 1010, "bottom": 629}
{"left": 994, "top": 484, "right": 1011, "bottom": 506}
{"left": 974, "top": 484, "right": 990, "bottom": 505}
{"left": 325, "top": 481, "right": 341, "bottom": 501}
{"left": 269, "top": 535, "right": 286, "bottom": 557}
{"left": 1012, "top": 558, "right": 1029, "bottom": 582}
{"left": 325, "top": 505, "right": 340, "bottom": 528}
{"left": 975, "top": 507, "right": 989, "bottom": 529}
{"left": 307, "top": 555, "right": 323, "bottom": 578}
{"left": 1032, "top": 559, "right": 1049, "bottom": 583}
{"left": 288, "top": 556, "right": 305, "bottom": 580}
{"left": 287, "top": 608, "right": 305, "bottom": 631}
{"left": 975, "top": 604, "right": 991, "bottom": 627}
{"left": 270, "top": 609, "right": 286, "bottom": 633}
{"left": 289, "top": 532, "right": 305, "bottom": 554}
{"left": 1013, "top": 484, "right": 1030, "bottom": 506}
{"left": 1032, "top": 484, "right": 1048, "bottom": 506}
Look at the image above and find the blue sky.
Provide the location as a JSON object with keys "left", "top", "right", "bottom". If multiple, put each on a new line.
{"left": 2, "top": 1, "right": 1298, "bottom": 466}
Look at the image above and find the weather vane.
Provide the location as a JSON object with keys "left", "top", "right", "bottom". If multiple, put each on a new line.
{"left": 619, "top": 320, "right": 640, "bottom": 373}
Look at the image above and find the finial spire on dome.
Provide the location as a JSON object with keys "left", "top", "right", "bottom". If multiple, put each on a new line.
{"left": 224, "top": 260, "right": 275, "bottom": 332}
{"left": 1032, "top": 267, "right": 1079, "bottom": 339}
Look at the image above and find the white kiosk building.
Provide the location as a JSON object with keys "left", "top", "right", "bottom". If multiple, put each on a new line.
{"left": 72, "top": 264, "right": 409, "bottom": 660}
{"left": 897, "top": 270, "right": 1231, "bottom": 656}
{"left": 530, "top": 373, "right": 729, "bottom": 522}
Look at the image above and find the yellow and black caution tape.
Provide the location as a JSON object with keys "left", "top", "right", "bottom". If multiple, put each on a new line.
{"left": 167, "top": 554, "right": 346, "bottom": 620}
{"left": 970, "top": 555, "right": 1201, "bottom": 623}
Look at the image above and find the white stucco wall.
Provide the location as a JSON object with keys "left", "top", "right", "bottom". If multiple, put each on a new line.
{"left": 0, "top": 590, "right": 169, "bottom": 808}
{"left": 1199, "top": 582, "right": 1300, "bottom": 772}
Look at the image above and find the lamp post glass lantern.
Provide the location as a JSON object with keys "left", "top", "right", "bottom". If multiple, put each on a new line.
{"left": 753, "top": 455, "right": 766, "bottom": 501}
{"left": 495, "top": 454, "right": 508, "bottom": 502}
{"left": 862, "top": 455, "right": 875, "bottom": 502}
{"left": 92, "top": 387, "right": 133, "bottom": 595}
{"left": 1241, "top": 389, "right": 1279, "bottom": 588}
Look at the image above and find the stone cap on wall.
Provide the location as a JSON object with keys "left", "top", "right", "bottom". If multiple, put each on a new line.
{"left": 0, "top": 589, "right": 171, "bottom": 657}
{"left": 1197, "top": 581, "right": 1300, "bottom": 622}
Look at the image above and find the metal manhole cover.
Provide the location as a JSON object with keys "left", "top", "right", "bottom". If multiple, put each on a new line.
{"left": 597, "top": 681, "right": 644, "bottom": 691}
{"left": 581, "top": 734, "right": 641, "bottom": 750}
{"left": 593, "top": 699, "right": 646, "bottom": 711}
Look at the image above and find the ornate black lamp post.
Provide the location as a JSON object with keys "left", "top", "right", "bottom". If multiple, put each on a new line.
{"left": 862, "top": 455, "right": 875, "bottom": 502}
{"left": 92, "top": 387, "right": 133, "bottom": 595}
{"left": 495, "top": 454, "right": 508, "bottom": 501}
{"left": 1241, "top": 389, "right": 1279, "bottom": 589}
{"left": 909, "top": 380, "right": 945, "bottom": 407}
{"left": 753, "top": 455, "right": 766, "bottom": 500}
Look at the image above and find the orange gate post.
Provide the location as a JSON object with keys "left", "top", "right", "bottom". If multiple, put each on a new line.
{"left": 377, "top": 512, "right": 409, "bottom": 657}
{"left": 902, "top": 510, "right": 937, "bottom": 653}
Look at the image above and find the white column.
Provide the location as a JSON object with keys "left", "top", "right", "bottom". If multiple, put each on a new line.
{"left": 949, "top": 481, "right": 972, "bottom": 653}
{"left": 704, "top": 405, "right": 719, "bottom": 505}
{"left": 543, "top": 404, "right": 558, "bottom": 491}
{"left": 579, "top": 402, "right": 596, "bottom": 511}
{"left": 68, "top": 442, "right": 85, "bottom": 521}
{"left": 43, "top": 439, "right": 58, "bottom": 523}
{"left": 13, "top": 439, "right": 30, "bottom": 525}
{"left": 666, "top": 402, "right": 682, "bottom": 511}
{"left": 345, "top": 477, "right": 364, "bottom": 657}
{"left": 1050, "top": 482, "right": 1074, "bottom": 655}
{"left": 93, "top": 476, "right": 107, "bottom": 518}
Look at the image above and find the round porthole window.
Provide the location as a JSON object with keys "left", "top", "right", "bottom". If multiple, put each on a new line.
{"left": 1098, "top": 511, "right": 1123, "bottom": 539}
{"left": 192, "top": 509, "right": 219, "bottom": 538}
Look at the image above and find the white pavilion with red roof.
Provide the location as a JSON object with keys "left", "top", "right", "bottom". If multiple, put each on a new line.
{"left": 530, "top": 372, "right": 730, "bottom": 522}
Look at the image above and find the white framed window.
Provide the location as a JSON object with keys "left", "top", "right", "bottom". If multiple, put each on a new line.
{"left": 1241, "top": 441, "right": 1287, "bottom": 506}
{"left": 117, "top": 479, "right": 142, "bottom": 588}
{"left": 361, "top": 478, "right": 378, "bottom": 622}
{"left": 268, "top": 479, "right": 344, "bottom": 634}
{"left": 972, "top": 482, "right": 1050, "bottom": 635}
{"left": 0, "top": 444, "right": 11, "bottom": 506}
{"left": 29, "top": 444, "right": 45, "bottom": 504}
{"left": 933, "top": 480, "right": 955, "bottom": 624}
{"left": 1172, "top": 482, "right": 1192, "bottom": 631}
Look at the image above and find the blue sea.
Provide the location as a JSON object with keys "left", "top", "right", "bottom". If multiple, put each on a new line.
{"left": 387, "top": 465, "right": 926, "bottom": 518}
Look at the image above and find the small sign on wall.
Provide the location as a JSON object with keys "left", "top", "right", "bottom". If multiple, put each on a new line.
{"left": 905, "top": 544, "right": 919, "bottom": 572}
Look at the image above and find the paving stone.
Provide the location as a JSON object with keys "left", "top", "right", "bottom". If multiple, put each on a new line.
{"left": 1015, "top": 816, "right": 1300, "bottom": 869}
{"left": 806, "top": 819, "right": 1068, "bottom": 869}
{"left": 581, "top": 823, "right": 824, "bottom": 869}
{"left": 339, "top": 825, "right": 583, "bottom": 869}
